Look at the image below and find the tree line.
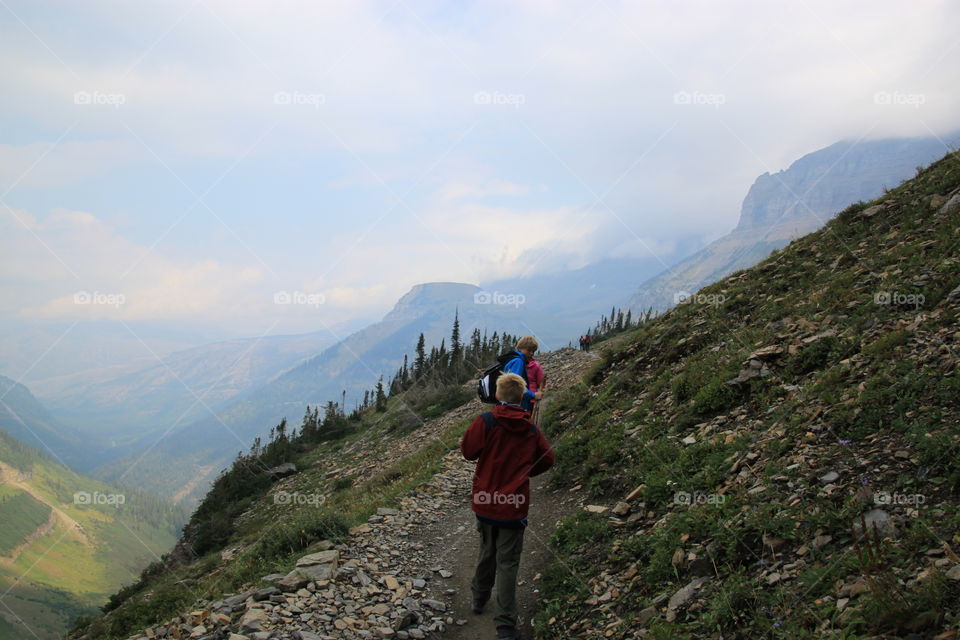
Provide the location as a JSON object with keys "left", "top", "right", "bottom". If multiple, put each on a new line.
{"left": 183, "top": 311, "right": 518, "bottom": 556}
{"left": 581, "top": 305, "right": 657, "bottom": 344}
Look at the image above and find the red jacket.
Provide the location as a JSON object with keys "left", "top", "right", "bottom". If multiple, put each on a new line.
{"left": 461, "top": 403, "right": 555, "bottom": 522}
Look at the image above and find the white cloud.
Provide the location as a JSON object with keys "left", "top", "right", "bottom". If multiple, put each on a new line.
{"left": 0, "top": 140, "right": 139, "bottom": 190}
{"left": 2, "top": 206, "right": 268, "bottom": 322}
{"left": 1, "top": 0, "right": 958, "bottom": 336}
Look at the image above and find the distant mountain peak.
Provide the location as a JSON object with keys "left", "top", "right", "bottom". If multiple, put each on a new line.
{"left": 392, "top": 282, "right": 482, "bottom": 310}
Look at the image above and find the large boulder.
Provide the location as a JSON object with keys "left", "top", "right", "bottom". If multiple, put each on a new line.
{"left": 239, "top": 608, "right": 269, "bottom": 633}
{"left": 277, "top": 550, "right": 340, "bottom": 591}
{"left": 296, "top": 550, "right": 339, "bottom": 567}
{"left": 266, "top": 462, "right": 297, "bottom": 480}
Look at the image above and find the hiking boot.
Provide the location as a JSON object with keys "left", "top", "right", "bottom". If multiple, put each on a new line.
{"left": 472, "top": 592, "right": 490, "bottom": 614}
{"left": 496, "top": 625, "right": 520, "bottom": 639}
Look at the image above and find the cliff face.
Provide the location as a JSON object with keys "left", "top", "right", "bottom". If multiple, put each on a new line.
{"left": 628, "top": 134, "right": 957, "bottom": 312}
{"left": 736, "top": 137, "right": 950, "bottom": 231}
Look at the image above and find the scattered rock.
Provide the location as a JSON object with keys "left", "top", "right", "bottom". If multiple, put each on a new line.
{"left": 855, "top": 508, "right": 897, "bottom": 539}
{"left": 819, "top": 471, "right": 840, "bottom": 484}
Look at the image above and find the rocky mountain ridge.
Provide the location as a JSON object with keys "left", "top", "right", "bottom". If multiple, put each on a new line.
{"left": 628, "top": 134, "right": 958, "bottom": 313}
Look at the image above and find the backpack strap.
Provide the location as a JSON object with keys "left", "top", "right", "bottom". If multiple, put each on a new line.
{"left": 482, "top": 410, "right": 537, "bottom": 436}
{"left": 481, "top": 412, "right": 498, "bottom": 432}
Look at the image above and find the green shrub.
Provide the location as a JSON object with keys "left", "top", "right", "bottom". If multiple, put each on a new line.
{"left": 783, "top": 336, "right": 858, "bottom": 380}
{"left": 248, "top": 510, "right": 348, "bottom": 563}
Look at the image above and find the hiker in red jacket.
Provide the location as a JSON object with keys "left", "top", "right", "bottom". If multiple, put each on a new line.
{"left": 461, "top": 372, "right": 555, "bottom": 640}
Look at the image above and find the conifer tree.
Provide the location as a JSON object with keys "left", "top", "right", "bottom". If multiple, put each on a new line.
{"left": 375, "top": 376, "right": 387, "bottom": 412}
{"left": 449, "top": 309, "right": 463, "bottom": 372}
{"left": 414, "top": 333, "right": 426, "bottom": 379}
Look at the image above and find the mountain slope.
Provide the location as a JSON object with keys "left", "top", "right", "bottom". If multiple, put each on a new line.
{"left": 628, "top": 134, "right": 957, "bottom": 312}
{"left": 536, "top": 151, "right": 960, "bottom": 637}
{"left": 0, "top": 375, "right": 97, "bottom": 471}
{"left": 0, "top": 428, "right": 185, "bottom": 640}
{"left": 95, "top": 282, "right": 541, "bottom": 504}
{"left": 29, "top": 330, "right": 338, "bottom": 455}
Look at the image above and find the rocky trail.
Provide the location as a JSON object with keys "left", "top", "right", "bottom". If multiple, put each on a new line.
{"left": 122, "top": 348, "right": 599, "bottom": 640}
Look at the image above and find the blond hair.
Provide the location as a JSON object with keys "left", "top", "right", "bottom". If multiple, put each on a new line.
{"left": 496, "top": 373, "right": 526, "bottom": 404}
{"left": 516, "top": 335, "right": 538, "bottom": 353}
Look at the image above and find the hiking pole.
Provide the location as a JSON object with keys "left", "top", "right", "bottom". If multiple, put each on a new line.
{"left": 532, "top": 373, "right": 547, "bottom": 426}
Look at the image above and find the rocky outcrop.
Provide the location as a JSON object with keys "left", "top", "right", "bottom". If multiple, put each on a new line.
{"left": 267, "top": 463, "right": 298, "bottom": 481}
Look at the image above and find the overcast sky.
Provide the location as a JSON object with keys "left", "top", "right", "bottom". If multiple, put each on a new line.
{"left": 1, "top": 0, "right": 958, "bottom": 343}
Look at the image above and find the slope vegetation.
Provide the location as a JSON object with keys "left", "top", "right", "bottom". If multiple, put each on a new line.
{"left": 536, "top": 151, "right": 960, "bottom": 637}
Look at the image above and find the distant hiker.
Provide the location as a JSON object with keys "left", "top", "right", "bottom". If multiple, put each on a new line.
{"left": 584, "top": 334, "right": 592, "bottom": 351}
{"left": 461, "top": 372, "right": 555, "bottom": 640}
{"left": 578, "top": 335, "right": 586, "bottom": 351}
{"left": 501, "top": 336, "right": 541, "bottom": 412}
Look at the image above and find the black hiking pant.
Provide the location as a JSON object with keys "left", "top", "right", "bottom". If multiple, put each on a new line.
{"left": 471, "top": 519, "right": 525, "bottom": 628}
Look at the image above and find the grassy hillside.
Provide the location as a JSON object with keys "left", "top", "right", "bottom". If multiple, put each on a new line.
{"left": 0, "top": 488, "right": 52, "bottom": 554}
{"left": 536, "top": 151, "right": 960, "bottom": 637}
{"left": 0, "top": 429, "right": 186, "bottom": 640}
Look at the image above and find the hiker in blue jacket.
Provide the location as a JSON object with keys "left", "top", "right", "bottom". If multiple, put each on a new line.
{"left": 500, "top": 336, "right": 542, "bottom": 412}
